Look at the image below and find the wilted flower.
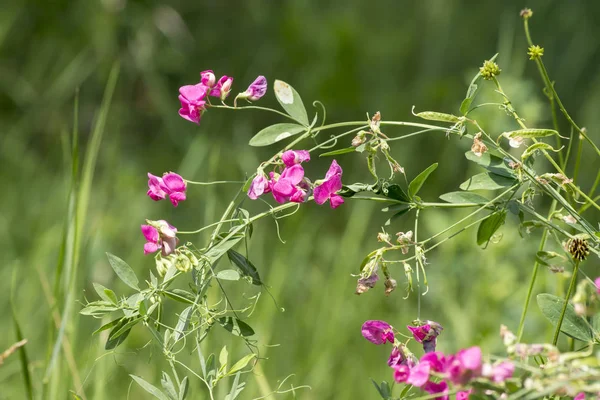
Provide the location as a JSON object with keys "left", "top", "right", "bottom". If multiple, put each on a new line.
{"left": 471, "top": 132, "right": 488, "bottom": 157}
{"left": 141, "top": 220, "right": 179, "bottom": 256}
{"left": 314, "top": 160, "right": 344, "bottom": 209}
{"left": 178, "top": 83, "right": 208, "bottom": 124}
{"left": 396, "top": 231, "right": 413, "bottom": 254}
{"left": 361, "top": 320, "right": 395, "bottom": 345}
{"left": 356, "top": 256, "right": 380, "bottom": 294}
{"left": 239, "top": 75, "right": 268, "bottom": 102}
{"left": 147, "top": 172, "right": 187, "bottom": 207}
{"left": 352, "top": 131, "right": 367, "bottom": 147}
{"left": 370, "top": 111, "right": 382, "bottom": 134}
{"left": 408, "top": 321, "right": 444, "bottom": 353}
{"left": 508, "top": 135, "right": 524, "bottom": 148}
{"left": 281, "top": 149, "right": 311, "bottom": 167}
{"left": 384, "top": 278, "right": 397, "bottom": 296}
{"left": 377, "top": 231, "right": 392, "bottom": 245}
{"left": 248, "top": 173, "right": 270, "bottom": 200}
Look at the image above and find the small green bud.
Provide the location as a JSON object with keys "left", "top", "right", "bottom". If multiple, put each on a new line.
{"left": 527, "top": 45, "right": 544, "bottom": 60}
{"left": 479, "top": 60, "right": 501, "bottom": 80}
{"left": 520, "top": 8, "right": 533, "bottom": 19}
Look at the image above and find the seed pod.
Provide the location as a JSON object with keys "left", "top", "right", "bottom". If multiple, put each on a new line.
{"left": 567, "top": 238, "right": 589, "bottom": 261}
{"left": 503, "top": 128, "right": 561, "bottom": 139}
{"left": 412, "top": 107, "right": 460, "bottom": 123}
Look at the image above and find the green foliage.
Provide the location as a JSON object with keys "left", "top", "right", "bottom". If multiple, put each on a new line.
{"left": 537, "top": 294, "right": 594, "bottom": 342}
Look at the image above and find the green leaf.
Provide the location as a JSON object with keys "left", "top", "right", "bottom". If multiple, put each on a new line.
{"left": 465, "top": 151, "right": 515, "bottom": 178}
{"left": 80, "top": 302, "right": 119, "bottom": 316}
{"left": 219, "top": 345, "right": 228, "bottom": 369}
{"left": 174, "top": 306, "right": 193, "bottom": 342}
{"left": 164, "top": 289, "right": 197, "bottom": 304}
{"left": 106, "top": 253, "right": 139, "bottom": 290}
{"left": 273, "top": 80, "right": 309, "bottom": 126}
{"left": 130, "top": 375, "right": 170, "bottom": 400}
{"left": 535, "top": 251, "right": 565, "bottom": 267}
{"left": 226, "top": 372, "right": 243, "bottom": 400}
{"left": 216, "top": 269, "right": 241, "bottom": 281}
{"left": 205, "top": 235, "right": 244, "bottom": 264}
{"left": 160, "top": 372, "right": 178, "bottom": 400}
{"left": 409, "top": 163, "right": 438, "bottom": 197}
{"left": 459, "top": 172, "right": 517, "bottom": 191}
{"left": 381, "top": 183, "right": 410, "bottom": 202}
{"left": 319, "top": 147, "right": 356, "bottom": 157}
{"left": 93, "top": 283, "right": 117, "bottom": 304}
{"left": 477, "top": 211, "right": 506, "bottom": 246}
{"left": 218, "top": 317, "right": 255, "bottom": 337}
{"left": 93, "top": 318, "right": 122, "bottom": 335}
{"left": 439, "top": 191, "right": 489, "bottom": 204}
{"left": 384, "top": 204, "right": 411, "bottom": 226}
{"left": 227, "top": 250, "right": 262, "bottom": 285}
{"left": 227, "top": 354, "right": 256, "bottom": 376}
{"left": 249, "top": 123, "right": 306, "bottom": 147}
{"left": 178, "top": 377, "right": 189, "bottom": 400}
{"left": 105, "top": 318, "right": 134, "bottom": 350}
{"left": 371, "top": 379, "right": 391, "bottom": 399}
{"left": 537, "top": 293, "right": 593, "bottom": 342}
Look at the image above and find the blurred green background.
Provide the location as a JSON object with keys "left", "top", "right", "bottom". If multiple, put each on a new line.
{"left": 2, "top": 0, "right": 600, "bottom": 398}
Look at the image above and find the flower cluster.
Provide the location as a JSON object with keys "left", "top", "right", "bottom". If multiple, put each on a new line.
{"left": 141, "top": 220, "right": 179, "bottom": 256}
{"left": 248, "top": 150, "right": 345, "bottom": 209}
{"left": 147, "top": 172, "right": 187, "bottom": 207}
{"left": 178, "top": 70, "right": 267, "bottom": 124}
{"left": 362, "top": 320, "right": 515, "bottom": 399}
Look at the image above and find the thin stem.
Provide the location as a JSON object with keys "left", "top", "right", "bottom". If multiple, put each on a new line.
{"left": 185, "top": 180, "right": 245, "bottom": 185}
{"left": 579, "top": 195, "right": 600, "bottom": 214}
{"left": 210, "top": 104, "right": 299, "bottom": 124}
{"left": 307, "top": 126, "right": 367, "bottom": 153}
{"left": 311, "top": 120, "right": 460, "bottom": 135}
{"left": 178, "top": 219, "right": 241, "bottom": 235}
{"left": 552, "top": 260, "right": 580, "bottom": 345}
{"left": 414, "top": 209, "right": 421, "bottom": 320}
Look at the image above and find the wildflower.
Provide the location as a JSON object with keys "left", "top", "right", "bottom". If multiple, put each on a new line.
{"left": 520, "top": 8, "right": 533, "bottom": 19}
{"left": 446, "top": 346, "right": 482, "bottom": 385}
{"left": 178, "top": 83, "right": 208, "bottom": 124}
{"left": 314, "top": 160, "right": 345, "bottom": 209}
{"left": 595, "top": 277, "right": 600, "bottom": 294}
{"left": 406, "top": 362, "right": 431, "bottom": 387}
{"left": 388, "top": 345, "right": 415, "bottom": 368}
{"left": 248, "top": 173, "right": 270, "bottom": 200}
{"left": 147, "top": 172, "right": 187, "bottom": 207}
{"left": 527, "top": 45, "right": 544, "bottom": 60}
{"left": 200, "top": 70, "right": 216, "bottom": 88}
{"left": 269, "top": 164, "right": 305, "bottom": 204}
{"left": 238, "top": 75, "right": 268, "bottom": 102}
{"left": 456, "top": 390, "right": 473, "bottom": 400}
{"left": 574, "top": 393, "right": 585, "bottom": 400}
{"left": 141, "top": 220, "right": 179, "bottom": 256}
{"left": 408, "top": 321, "right": 443, "bottom": 353}
{"left": 393, "top": 365, "right": 411, "bottom": 383}
{"left": 210, "top": 75, "right": 234, "bottom": 100}
{"left": 490, "top": 361, "right": 514, "bottom": 383}
{"left": 480, "top": 60, "right": 501, "bottom": 80}
{"left": 423, "top": 380, "right": 448, "bottom": 400}
{"left": 361, "top": 320, "right": 395, "bottom": 345}
{"left": 281, "top": 150, "right": 311, "bottom": 167}
{"left": 471, "top": 132, "right": 487, "bottom": 157}
{"left": 567, "top": 237, "right": 589, "bottom": 261}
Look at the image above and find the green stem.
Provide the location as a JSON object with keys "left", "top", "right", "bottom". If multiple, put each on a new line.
{"left": 210, "top": 104, "right": 299, "bottom": 124}
{"left": 414, "top": 209, "right": 421, "bottom": 319}
{"left": 552, "top": 260, "right": 580, "bottom": 345}
{"left": 185, "top": 180, "right": 245, "bottom": 185}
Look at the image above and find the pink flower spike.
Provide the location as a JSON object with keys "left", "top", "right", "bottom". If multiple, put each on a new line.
{"left": 281, "top": 150, "right": 311, "bottom": 167}
{"left": 147, "top": 173, "right": 167, "bottom": 201}
{"left": 248, "top": 174, "right": 270, "bottom": 200}
{"left": 361, "top": 320, "right": 394, "bottom": 345}
{"left": 178, "top": 83, "right": 208, "bottom": 124}
{"left": 491, "top": 361, "right": 514, "bottom": 383}
{"left": 314, "top": 160, "right": 344, "bottom": 208}
{"left": 200, "top": 70, "right": 216, "bottom": 88}
{"left": 406, "top": 362, "right": 431, "bottom": 387}
{"left": 244, "top": 75, "right": 268, "bottom": 101}
{"left": 595, "top": 277, "right": 600, "bottom": 294}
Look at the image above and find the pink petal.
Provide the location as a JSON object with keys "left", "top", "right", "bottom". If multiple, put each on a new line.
{"left": 458, "top": 346, "right": 482, "bottom": 371}
{"left": 280, "top": 164, "right": 305, "bottom": 185}
{"left": 179, "top": 108, "right": 200, "bottom": 124}
{"left": 313, "top": 184, "right": 329, "bottom": 205}
{"left": 161, "top": 236, "right": 178, "bottom": 256}
{"left": 162, "top": 172, "right": 186, "bottom": 192}
{"left": 329, "top": 194, "right": 344, "bottom": 209}
{"left": 169, "top": 191, "right": 186, "bottom": 207}
{"left": 281, "top": 150, "right": 311, "bottom": 167}
{"left": 144, "top": 242, "right": 160, "bottom": 255}
{"left": 393, "top": 365, "right": 410, "bottom": 383}
{"left": 141, "top": 225, "right": 159, "bottom": 242}
{"left": 179, "top": 83, "right": 208, "bottom": 102}
{"left": 200, "top": 70, "right": 215, "bottom": 87}
{"left": 325, "top": 159, "right": 343, "bottom": 179}
{"left": 406, "top": 362, "right": 431, "bottom": 387}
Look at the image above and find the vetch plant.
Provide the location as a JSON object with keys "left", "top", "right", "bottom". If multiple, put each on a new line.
{"left": 80, "top": 9, "right": 600, "bottom": 400}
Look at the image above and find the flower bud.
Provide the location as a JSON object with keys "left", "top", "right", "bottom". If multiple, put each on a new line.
{"left": 480, "top": 60, "right": 501, "bottom": 80}
{"left": 155, "top": 257, "right": 170, "bottom": 277}
{"left": 200, "top": 70, "right": 216, "bottom": 88}
{"left": 520, "top": 8, "right": 533, "bottom": 19}
{"left": 527, "top": 45, "right": 544, "bottom": 60}
{"left": 219, "top": 76, "right": 234, "bottom": 101}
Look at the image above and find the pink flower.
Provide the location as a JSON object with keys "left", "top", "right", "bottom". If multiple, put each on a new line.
{"left": 446, "top": 347, "right": 482, "bottom": 385}
{"left": 242, "top": 75, "right": 267, "bottom": 101}
{"left": 456, "top": 389, "right": 473, "bottom": 400}
{"left": 209, "top": 75, "right": 234, "bottom": 100}
{"left": 407, "top": 362, "right": 431, "bottom": 387}
{"left": 491, "top": 361, "right": 514, "bottom": 383}
{"left": 423, "top": 380, "right": 448, "bottom": 400}
{"left": 393, "top": 365, "right": 411, "bottom": 383}
{"left": 408, "top": 320, "right": 443, "bottom": 353}
{"left": 313, "top": 160, "right": 344, "bottom": 209}
{"left": 178, "top": 83, "right": 208, "bottom": 124}
{"left": 281, "top": 150, "right": 310, "bottom": 167}
{"left": 248, "top": 173, "right": 270, "bottom": 200}
{"left": 269, "top": 164, "right": 305, "bottom": 204}
{"left": 200, "top": 70, "right": 216, "bottom": 88}
{"left": 361, "top": 320, "right": 394, "bottom": 345}
{"left": 388, "top": 345, "right": 415, "bottom": 368}
{"left": 420, "top": 352, "right": 447, "bottom": 373}
{"left": 141, "top": 220, "right": 179, "bottom": 256}
{"left": 595, "top": 277, "right": 600, "bottom": 294}
{"left": 147, "top": 172, "right": 187, "bottom": 207}
{"left": 574, "top": 393, "right": 585, "bottom": 400}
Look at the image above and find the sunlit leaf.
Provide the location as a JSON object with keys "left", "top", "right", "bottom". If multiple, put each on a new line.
{"left": 106, "top": 252, "right": 139, "bottom": 290}
{"left": 130, "top": 375, "right": 170, "bottom": 400}
{"left": 216, "top": 269, "right": 241, "bottom": 281}
{"left": 537, "top": 293, "right": 593, "bottom": 342}
{"left": 218, "top": 317, "right": 255, "bottom": 337}
{"left": 174, "top": 306, "right": 193, "bottom": 342}
{"left": 227, "top": 354, "right": 256, "bottom": 376}
{"left": 439, "top": 191, "right": 489, "bottom": 204}
{"left": 274, "top": 80, "right": 309, "bottom": 126}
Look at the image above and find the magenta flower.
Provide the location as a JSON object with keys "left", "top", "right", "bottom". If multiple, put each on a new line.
{"left": 141, "top": 220, "right": 179, "bottom": 256}
{"left": 248, "top": 173, "right": 270, "bottom": 200}
{"left": 147, "top": 172, "right": 187, "bottom": 207}
{"left": 269, "top": 164, "right": 305, "bottom": 204}
{"left": 361, "top": 320, "right": 395, "bottom": 345}
{"left": 281, "top": 150, "right": 311, "bottom": 167}
{"left": 242, "top": 75, "right": 268, "bottom": 101}
{"left": 574, "top": 393, "right": 585, "bottom": 400}
{"left": 388, "top": 345, "right": 415, "bottom": 368}
{"left": 491, "top": 361, "right": 514, "bottom": 383}
{"left": 446, "top": 346, "right": 482, "bottom": 385}
{"left": 408, "top": 320, "right": 443, "bottom": 353}
{"left": 209, "top": 75, "right": 234, "bottom": 100}
{"left": 200, "top": 70, "right": 216, "bottom": 88}
{"left": 393, "top": 365, "right": 410, "bottom": 383}
{"left": 313, "top": 160, "right": 344, "bottom": 209}
{"left": 178, "top": 83, "right": 208, "bottom": 124}
{"left": 422, "top": 380, "right": 448, "bottom": 400}
{"left": 595, "top": 277, "right": 600, "bottom": 294}
{"left": 456, "top": 390, "right": 472, "bottom": 400}
{"left": 420, "top": 352, "right": 447, "bottom": 373}
{"left": 406, "top": 362, "right": 431, "bottom": 387}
